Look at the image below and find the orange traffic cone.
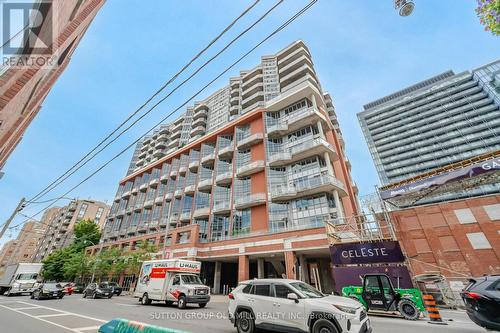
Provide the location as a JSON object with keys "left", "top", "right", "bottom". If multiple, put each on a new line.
{"left": 423, "top": 295, "right": 447, "bottom": 325}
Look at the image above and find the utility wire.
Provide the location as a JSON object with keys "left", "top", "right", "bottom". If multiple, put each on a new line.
{"left": 25, "top": 0, "right": 261, "bottom": 206}
{"left": 10, "top": 0, "right": 318, "bottom": 231}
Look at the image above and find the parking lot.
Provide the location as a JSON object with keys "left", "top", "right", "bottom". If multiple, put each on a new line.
{"left": 0, "top": 294, "right": 486, "bottom": 333}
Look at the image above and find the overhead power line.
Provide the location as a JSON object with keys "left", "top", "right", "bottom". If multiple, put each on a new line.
{"left": 25, "top": 0, "right": 262, "bottom": 206}
{"left": 10, "top": 0, "right": 318, "bottom": 231}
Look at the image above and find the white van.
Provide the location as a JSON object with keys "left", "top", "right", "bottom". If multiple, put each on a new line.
{"left": 134, "top": 259, "right": 210, "bottom": 309}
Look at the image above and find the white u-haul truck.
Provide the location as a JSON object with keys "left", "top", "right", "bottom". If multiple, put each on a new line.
{"left": 134, "top": 259, "right": 210, "bottom": 309}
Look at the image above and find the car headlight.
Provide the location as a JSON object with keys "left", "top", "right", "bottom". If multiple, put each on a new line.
{"left": 188, "top": 289, "right": 193, "bottom": 295}
{"left": 96, "top": 289, "right": 102, "bottom": 293}
{"left": 12, "top": 283, "right": 20, "bottom": 288}
{"left": 42, "top": 289, "right": 49, "bottom": 293}
{"left": 333, "top": 305, "right": 358, "bottom": 314}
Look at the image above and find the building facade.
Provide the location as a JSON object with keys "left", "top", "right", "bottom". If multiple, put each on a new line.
{"left": 0, "top": 240, "right": 18, "bottom": 274}
{"left": 358, "top": 60, "right": 500, "bottom": 204}
{"left": 89, "top": 41, "right": 359, "bottom": 293}
{"left": 0, "top": 0, "right": 106, "bottom": 177}
{"left": 34, "top": 199, "right": 109, "bottom": 262}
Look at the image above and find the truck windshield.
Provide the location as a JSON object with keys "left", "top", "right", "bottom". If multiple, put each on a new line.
{"left": 181, "top": 275, "right": 202, "bottom": 285}
{"left": 17, "top": 273, "right": 38, "bottom": 280}
{"left": 290, "top": 282, "right": 324, "bottom": 298}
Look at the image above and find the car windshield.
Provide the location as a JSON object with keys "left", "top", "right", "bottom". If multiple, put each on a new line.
{"left": 181, "top": 275, "right": 202, "bottom": 285}
{"left": 17, "top": 273, "right": 38, "bottom": 280}
{"left": 108, "top": 282, "right": 118, "bottom": 286}
{"left": 44, "top": 283, "right": 62, "bottom": 289}
{"left": 290, "top": 282, "right": 324, "bottom": 298}
{"left": 98, "top": 283, "right": 109, "bottom": 288}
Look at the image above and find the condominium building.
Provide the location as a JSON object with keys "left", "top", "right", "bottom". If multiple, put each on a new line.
{"left": 89, "top": 41, "right": 359, "bottom": 293}
{"left": 0, "top": 0, "right": 106, "bottom": 176}
{"left": 0, "top": 240, "right": 18, "bottom": 273}
{"left": 358, "top": 60, "right": 500, "bottom": 204}
{"left": 33, "top": 200, "right": 109, "bottom": 262}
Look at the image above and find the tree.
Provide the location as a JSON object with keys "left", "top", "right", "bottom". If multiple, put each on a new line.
{"left": 42, "top": 248, "right": 73, "bottom": 281}
{"left": 62, "top": 251, "right": 92, "bottom": 281}
{"left": 125, "top": 241, "right": 158, "bottom": 275}
{"left": 477, "top": 0, "right": 500, "bottom": 35}
{"left": 73, "top": 219, "right": 101, "bottom": 251}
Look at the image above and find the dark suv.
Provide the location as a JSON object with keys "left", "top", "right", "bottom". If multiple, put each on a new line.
{"left": 83, "top": 283, "right": 113, "bottom": 299}
{"left": 461, "top": 275, "right": 500, "bottom": 331}
{"left": 100, "top": 282, "right": 123, "bottom": 296}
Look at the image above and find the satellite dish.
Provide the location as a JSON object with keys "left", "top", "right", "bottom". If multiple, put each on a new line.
{"left": 394, "top": 0, "right": 415, "bottom": 17}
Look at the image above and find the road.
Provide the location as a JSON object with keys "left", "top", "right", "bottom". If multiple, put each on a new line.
{"left": 0, "top": 294, "right": 486, "bottom": 333}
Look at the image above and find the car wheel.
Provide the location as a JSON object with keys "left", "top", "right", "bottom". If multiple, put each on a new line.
{"left": 108, "top": 294, "right": 112, "bottom": 299}
{"left": 59, "top": 295, "right": 64, "bottom": 299}
{"left": 92, "top": 292, "right": 97, "bottom": 299}
{"left": 198, "top": 303, "right": 207, "bottom": 308}
{"left": 236, "top": 311, "right": 255, "bottom": 333}
{"left": 177, "top": 295, "right": 187, "bottom": 309}
{"left": 117, "top": 292, "right": 121, "bottom": 296}
{"left": 83, "top": 292, "right": 87, "bottom": 298}
{"left": 312, "top": 319, "right": 339, "bottom": 333}
{"left": 30, "top": 293, "right": 34, "bottom": 299}
{"left": 165, "top": 300, "right": 173, "bottom": 306}
{"left": 398, "top": 299, "right": 420, "bottom": 320}
{"left": 141, "top": 293, "right": 152, "bottom": 305}
{"left": 35, "top": 292, "right": 41, "bottom": 301}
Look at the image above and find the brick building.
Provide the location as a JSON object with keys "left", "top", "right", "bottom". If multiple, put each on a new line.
{"left": 87, "top": 41, "right": 359, "bottom": 293}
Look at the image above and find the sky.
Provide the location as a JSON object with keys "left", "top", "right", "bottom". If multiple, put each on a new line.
{"left": 1, "top": 0, "right": 499, "bottom": 246}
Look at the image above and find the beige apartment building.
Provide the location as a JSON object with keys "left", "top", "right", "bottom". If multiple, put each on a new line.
{"left": 0, "top": 0, "right": 106, "bottom": 177}
{"left": 33, "top": 200, "right": 109, "bottom": 262}
{"left": 0, "top": 240, "right": 18, "bottom": 274}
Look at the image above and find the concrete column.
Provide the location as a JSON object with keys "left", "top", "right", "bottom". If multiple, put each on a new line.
{"left": 310, "top": 93, "right": 317, "bottom": 109}
{"left": 317, "top": 120, "right": 325, "bottom": 139}
{"left": 214, "top": 261, "right": 221, "bottom": 294}
{"left": 284, "top": 251, "right": 296, "bottom": 279}
{"left": 238, "top": 255, "right": 250, "bottom": 282}
{"left": 299, "top": 255, "right": 310, "bottom": 284}
{"left": 257, "top": 258, "right": 265, "bottom": 279}
{"left": 323, "top": 152, "right": 335, "bottom": 177}
{"left": 333, "top": 190, "right": 344, "bottom": 221}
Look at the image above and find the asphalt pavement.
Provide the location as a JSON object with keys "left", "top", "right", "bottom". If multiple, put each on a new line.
{"left": 0, "top": 294, "right": 487, "bottom": 333}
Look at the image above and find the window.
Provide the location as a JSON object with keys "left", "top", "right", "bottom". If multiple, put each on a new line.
{"left": 95, "top": 207, "right": 104, "bottom": 221}
{"left": 274, "top": 284, "right": 295, "bottom": 298}
{"left": 242, "top": 284, "right": 253, "bottom": 294}
{"left": 253, "top": 284, "right": 270, "bottom": 297}
{"left": 77, "top": 203, "right": 88, "bottom": 219}
{"left": 454, "top": 209, "right": 477, "bottom": 224}
{"left": 172, "top": 276, "right": 180, "bottom": 285}
{"left": 483, "top": 204, "right": 500, "bottom": 220}
{"left": 466, "top": 232, "right": 492, "bottom": 249}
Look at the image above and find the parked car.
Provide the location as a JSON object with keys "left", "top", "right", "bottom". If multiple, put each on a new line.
{"left": 82, "top": 283, "right": 113, "bottom": 299}
{"left": 100, "top": 281, "right": 123, "bottom": 296}
{"left": 30, "top": 283, "right": 65, "bottom": 300}
{"left": 73, "top": 283, "right": 86, "bottom": 294}
{"left": 461, "top": 275, "right": 500, "bottom": 331}
{"left": 228, "top": 279, "right": 371, "bottom": 333}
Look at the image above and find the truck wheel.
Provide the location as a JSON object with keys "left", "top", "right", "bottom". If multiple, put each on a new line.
{"left": 177, "top": 295, "right": 187, "bottom": 309}
{"left": 199, "top": 303, "right": 207, "bottom": 308}
{"left": 141, "top": 293, "right": 152, "bottom": 305}
{"left": 312, "top": 319, "right": 339, "bottom": 333}
{"left": 6, "top": 289, "right": 12, "bottom": 297}
{"left": 165, "top": 300, "right": 173, "bottom": 306}
{"left": 398, "top": 299, "right": 420, "bottom": 320}
{"left": 236, "top": 311, "right": 255, "bottom": 333}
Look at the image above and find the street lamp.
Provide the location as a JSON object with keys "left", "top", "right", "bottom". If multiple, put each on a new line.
{"left": 394, "top": 0, "right": 415, "bottom": 17}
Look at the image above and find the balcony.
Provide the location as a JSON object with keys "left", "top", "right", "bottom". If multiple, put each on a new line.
{"left": 192, "top": 117, "right": 206, "bottom": 128}
{"left": 194, "top": 103, "right": 208, "bottom": 113}
{"left": 241, "top": 70, "right": 262, "bottom": 89}
{"left": 215, "top": 171, "right": 233, "bottom": 186}
{"left": 242, "top": 100, "right": 264, "bottom": 114}
{"left": 122, "top": 190, "right": 131, "bottom": 199}
{"left": 180, "top": 211, "right": 191, "bottom": 222}
{"left": 165, "top": 192, "right": 174, "bottom": 201}
{"left": 143, "top": 199, "right": 154, "bottom": 209}
{"left": 237, "top": 132, "right": 264, "bottom": 149}
{"left": 149, "top": 220, "right": 159, "bottom": 230}
{"left": 131, "top": 187, "right": 139, "bottom": 194}
{"left": 179, "top": 165, "right": 188, "bottom": 176}
{"left": 190, "top": 126, "right": 205, "bottom": 137}
{"left": 193, "top": 207, "right": 210, "bottom": 219}
{"left": 126, "top": 206, "right": 134, "bottom": 215}
{"left": 139, "top": 183, "right": 148, "bottom": 192}
{"left": 241, "top": 90, "right": 264, "bottom": 109}
{"left": 154, "top": 196, "right": 164, "bottom": 205}
{"left": 268, "top": 152, "right": 292, "bottom": 167}
{"left": 267, "top": 107, "right": 327, "bottom": 137}
{"left": 218, "top": 145, "right": 234, "bottom": 159}
{"left": 159, "top": 127, "right": 170, "bottom": 135}
{"left": 170, "top": 169, "right": 178, "bottom": 179}
{"left": 267, "top": 122, "right": 288, "bottom": 137}
{"left": 234, "top": 193, "right": 266, "bottom": 210}
{"left": 156, "top": 141, "right": 167, "bottom": 149}
{"left": 160, "top": 174, "right": 169, "bottom": 183}
{"left": 137, "top": 224, "right": 148, "bottom": 233}
{"left": 230, "top": 95, "right": 240, "bottom": 106}
{"left": 134, "top": 205, "right": 142, "bottom": 213}
{"left": 236, "top": 160, "right": 265, "bottom": 178}
{"left": 174, "top": 189, "right": 183, "bottom": 198}
{"left": 168, "top": 137, "right": 180, "bottom": 148}
{"left": 149, "top": 179, "right": 159, "bottom": 188}
{"left": 193, "top": 108, "right": 208, "bottom": 121}
{"left": 230, "top": 104, "right": 240, "bottom": 116}
{"left": 119, "top": 229, "right": 127, "bottom": 237}
{"left": 168, "top": 216, "right": 179, "bottom": 227}
{"left": 68, "top": 204, "right": 77, "bottom": 212}
{"left": 201, "top": 153, "right": 215, "bottom": 166}
{"left": 184, "top": 184, "right": 196, "bottom": 195}
{"left": 188, "top": 160, "right": 199, "bottom": 171}
{"left": 269, "top": 138, "right": 337, "bottom": 167}
{"left": 212, "top": 202, "right": 231, "bottom": 215}
{"left": 116, "top": 209, "right": 125, "bottom": 218}
{"left": 114, "top": 195, "right": 121, "bottom": 203}
{"left": 270, "top": 185, "right": 297, "bottom": 202}
{"left": 197, "top": 178, "right": 213, "bottom": 192}
{"left": 127, "top": 227, "right": 137, "bottom": 235}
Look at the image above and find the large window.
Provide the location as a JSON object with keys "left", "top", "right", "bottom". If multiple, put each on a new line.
{"left": 77, "top": 203, "right": 88, "bottom": 219}
{"left": 95, "top": 207, "right": 104, "bottom": 222}
{"left": 210, "top": 215, "right": 229, "bottom": 241}
{"left": 232, "top": 209, "right": 251, "bottom": 236}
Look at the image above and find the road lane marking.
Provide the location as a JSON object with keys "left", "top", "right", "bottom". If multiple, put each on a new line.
{"left": 116, "top": 303, "right": 139, "bottom": 307}
{"left": 13, "top": 306, "right": 40, "bottom": 310}
{"left": 16, "top": 300, "right": 106, "bottom": 322}
{"left": 74, "top": 325, "right": 101, "bottom": 331}
{"left": 37, "top": 313, "right": 73, "bottom": 318}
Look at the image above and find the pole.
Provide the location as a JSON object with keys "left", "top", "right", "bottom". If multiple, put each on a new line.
{"left": 0, "top": 197, "right": 25, "bottom": 239}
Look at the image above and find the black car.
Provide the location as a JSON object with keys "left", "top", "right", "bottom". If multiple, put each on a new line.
{"left": 461, "top": 275, "right": 500, "bottom": 331}
{"left": 82, "top": 283, "right": 113, "bottom": 299}
{"left": 73, "top": 283, "right": 85, "bottom": 293}
{"left": 99, "top": 282, "right": 123, "bottom": 296}
{"left": 31, "top": 283, "right": 65, "bottom": 300}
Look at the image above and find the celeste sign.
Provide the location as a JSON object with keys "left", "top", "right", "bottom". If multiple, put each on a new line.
{"left": 330, "top": 241, "right": 405, "bottom": 265}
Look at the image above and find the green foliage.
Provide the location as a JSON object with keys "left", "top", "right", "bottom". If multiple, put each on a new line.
{"left": 124, "top": 241, "right": 158, "bottom": 275}
{"left": 73, "top": 219, "right": 101, "bottom": 251}
{"left": 62, "top": 251, "right": 92, "bottom": 281}
{"left": 42, "top": 247, "right": 74, "bottom": 281}
{"left": 477, "top": 0, "right": 500, "bottom": 35}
